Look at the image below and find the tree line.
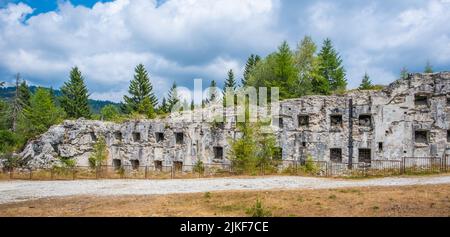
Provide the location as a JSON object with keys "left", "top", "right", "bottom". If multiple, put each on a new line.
{"left": 0, "top": 36, "right": 438, "bottom": 156}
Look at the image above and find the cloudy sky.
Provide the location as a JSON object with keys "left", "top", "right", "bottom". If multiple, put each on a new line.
{"left": 0, "top": 0, "right": 449, "bottom": 102}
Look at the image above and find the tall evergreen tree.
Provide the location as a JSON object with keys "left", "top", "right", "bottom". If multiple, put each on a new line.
{"left": 23, "top": 88, "right": 64, "bottom": 136}
{"left": 272, "top": 41, "right": 298, "bottom": 99}
{"left": 317, "top": 38, "right": 346, "bottom": 92}
{"left": 60, "top": 67, "right": 91, "bottom": 119}
{"left": 223, "top": 69, "right": 237, "bottom": 106}
{"left": 158, "top": 97, "right": 168, "bottom": 114}
{"left": 167, "top": 83, "right": 180, "bottom": 112}
{"left": 207, "top": 80, "right": 219, "bottom": 103}
{"left": 294, "top": 36, "right": 317, "bottom": 97}
{"left": 122, "top": 64, "right": 157, "bottom": 117}
{"left": 400, "top": 67, "right": 409, "bottom": 79}
{"left": 190, "top": 100, "right": 195, "bottom": 111}
{"left": 424, "top": 60, "right": 433, "bottom": 73}
{"left": 18, "top": 80, "right": 31, "bottom": 107}
{"left": 359, "top": 72, "right": 373, "bottom": 90}
{"left": 242, "top": 54, "right": 260, "bottom": 86}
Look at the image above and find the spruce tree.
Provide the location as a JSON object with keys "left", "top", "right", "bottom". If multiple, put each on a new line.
{"left": 158, "top": 97, "right": 168, "bottom": 114}
{"left": 273, "top": 41, "right": 298, "bottom": 99}
{"left": 167, "top": 82, "right": 180, "bottom": 112}
{"left": 317, "top": 38, "right": 347, "bottom": 92}
{"left": 424, "top": 61, "right": 433, "bottom": 73}
{"left": 60, "top": 67, "right": 91, "bottom": 119}
{"left": 207, "top": 80, "right": 219, "bottom": 103}
{"left": 242, "top": 54, "right": 260, "bottom": 86}
{"left": 23, "top": 87, "right": 64, "bottom": 136}
{"left": 122, "top": 64, "right": 157, "bottom": 117}
{"left": 294, "top": 36, "right": 317, "bottom": 97}
{"left": 18, "top": 81, "right": 31, "bottom": 107}
{"left": 359, "top": 72, "right": 373, "bottom": 90}
{"left": 190, "top": 100, "right": 195, "bottom": 111}
{"left": 223, "top": 69, "right": 237, "bottom": 106}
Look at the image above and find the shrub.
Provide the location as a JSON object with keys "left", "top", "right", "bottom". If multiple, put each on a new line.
{"left": 193, "top": 160, "right": 205, "bottom": 174}
{"left": 246, "top": 199, "right": 272, "bottom": 217}
{"left": 88, "top": 136, "right": 108, "bottom": 169}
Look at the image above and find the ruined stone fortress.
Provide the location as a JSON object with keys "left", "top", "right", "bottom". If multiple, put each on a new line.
{"left": 17, "top": 72, "right": 450, "bottom": 169}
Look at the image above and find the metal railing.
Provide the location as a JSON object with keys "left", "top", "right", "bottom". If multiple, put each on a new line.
{"left": 1, "top": 156, "right": 450, "bottom": 180}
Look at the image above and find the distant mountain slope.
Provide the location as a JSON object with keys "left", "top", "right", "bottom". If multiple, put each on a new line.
{"left": 0, "top": 86, "right": 121, "bottom": 114}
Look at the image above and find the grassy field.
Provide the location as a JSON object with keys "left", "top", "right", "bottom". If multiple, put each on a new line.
{"left": 1, "top": 184, "right": 450, "bottom": 217}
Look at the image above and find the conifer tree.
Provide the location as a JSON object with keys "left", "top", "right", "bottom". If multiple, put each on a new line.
{"left": 158, "top": 97, "right": 168, "bottom": 114}
{"left": 317, "top": 38, "right": 347, "bottom": 92}
{"left": 424, "top": 60, "right": 433, "bottom": 73}
{"left": 18, "top": 81, "right": 31, "bottom": 107}
{"left": 242, "top": 54, "right": 261, "bottom": 86}
{"left": 122, "top": 64, "right": 157, "bottom": 117}
{"left": 190, "top": 100, "right": 195, "bottom": 111}
{"left": 23, "top": 88, "right": 64, "bottom": 136}
{"left": 207, "top": 80, "right": 219, "bottom": 103}
{"left": 294, "top": 36, "right": 317, "bottom": 97}
{"left": 223, "top": 69, "right": 237, "bottom": 106}
{"left": 272, "top": 41, "right": 298, "bottom": 99}
{"left": 167, "top": 82, "right": 180, "bottom": 112}
{"left": 60, "top": 67, "right": 91, "bottom": 119}
{"left": 359, "top": 72, "right": 373, "bottom": 90}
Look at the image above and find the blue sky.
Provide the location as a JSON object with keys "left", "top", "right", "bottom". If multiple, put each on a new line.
{"left": 0, "top": 0, "right": 449, "bottom": 102}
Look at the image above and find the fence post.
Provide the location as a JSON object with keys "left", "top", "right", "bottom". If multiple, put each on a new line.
{"left": 50, "top": 168, "right": 54, "bottom": 180}
{"left": 145, "top": 166, "right": 148, "bottom": 179}
{"left": 400, "top": 157, "right": 405, "bottom": 174}
{"left": 171, "top": 166, "right": 174, "bottom": 179}
{"left": 72, "top": 168, "right": 76, "bottom": 180}
{"left": 29, "top": 169, "right": 32, "bottom": 180}
{"left": 9, "top": 168, "right": 13, "bottom": 179}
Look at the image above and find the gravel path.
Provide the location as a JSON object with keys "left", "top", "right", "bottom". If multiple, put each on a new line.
{"left": 1, "top": 175, "right": 450, "bottom": 204}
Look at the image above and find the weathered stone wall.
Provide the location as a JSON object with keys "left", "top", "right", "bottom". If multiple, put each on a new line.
{"left": 16, "top": 72, "right": 450, "bottom": 168}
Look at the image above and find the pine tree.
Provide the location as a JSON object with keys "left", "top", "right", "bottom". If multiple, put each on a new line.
{"left": 167, "top": 82, "right": 180, "bottom": 112}
{"left": 272, "top": 41, "right": 299, "bottom": 99}
{"left": 23, "top": 87, "right": 64, "bottom": 136}
{"left": 18, "top": 80, "right": 31, "bottom": 107}
{"left": 242, "top": 54, "right": 261, "bottom": 86}
{"left": 400, "top": 67, "right": 409, "bottom": 79}
{"left": 190, "top": 100, "right": 195, "bottom": 111}
{"left": 60, "top": 67, "right": 91, "bottom": 119}
{"left": 359, "top": 72, "right": 373, "bottom": 90}
{"left": 207, "top": 80, "right": 219, "bottom": 103}
{"left": 424, "top": 61, "right": 433, "bottom": 73}
{"left": 122, "top": 64, "right": 157, "bottom": 117}
{"left": 317, "top": 38, "right": 347, "bottom": 92}
{"left": 158, "top": 97, "right": 168, "bottom": 114}
{"left": 223, "top": 69, "right": 237, "bottom": 106}
{"left": 294, "top": 36, "right": 317, "bottom": 97}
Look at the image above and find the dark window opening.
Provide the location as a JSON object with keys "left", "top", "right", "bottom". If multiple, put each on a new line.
{"left": 447, "top": 97, "right": 450, "bottom": 106}
{"left": 358, "top": 115, "right": 372, "bottom": 127}
{"left": 215, "top": 122, "right": 225, "bottom": 129}
{"left": 274, "top": 147, "right": 282, "bottom": 160}
{"left": 330, "top": 148, "right": 342, "bottom": 162}
{"left": 156, "top": 132, "right": 165, "bottom": 142}
{"left": 414, "top": 130, "right": 429, "bottom": 144}
{"left": 154, "top": 160, "right": 162, "bottom": 171}
{"left": 113, "top": 159, "right": 122, "bottom": 169}
{"left": 132, "top": 132, "right": 141, "bottom": 142}
{"left": 302, "top": 142, "right": 307, "bottom": 147}
{"left": 114, "top": 131, "right": 122, "bottom": 141}
{"left": 447, "top": 130, "right": 450, "bottom": 143}
{"left": 330, "top": 114, "right": 343, "bottom": 127}
{"left": 298, "top": 115, "right": 309, "bottom": 127}
{"left": 278, "top": 118, "right": 283, "bottom": 128}
{"left": 175, "top": 132, "right": 184, "bottom": 144}
{"left": 173, "top": 161, "right": 183, "bottom": 172}
{"left": 130, "top": 160, "right": 139, "bottom": 170}
{"left": 358, "top": 149, "right": 371, "bottom": 163}
{"left": 90, "top": 132, "right": 97, "bottom": 142}
{"left": 414, "top": 94, "right": 428, "bottom": 106}
{"left": 378, "top": 142, "right": 383, "bottom": 151}
{"left": 213, "top": 146, "right": 224, "bottom": 159}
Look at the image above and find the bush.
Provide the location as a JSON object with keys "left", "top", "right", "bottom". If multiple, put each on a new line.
{"left": 246, "top": 199, "right": 272, "bottom": 217}
{"left": 300, "top": 155, "right": 319, "bottom": 174}
{"left": 88, "top": 136, "right": 108, "bottom": 169}
{"left": 193, "top": 160, "right": 205, "bottom": 174}
{"left": 0, "top": 152, "right": 20, "bottom": 170}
